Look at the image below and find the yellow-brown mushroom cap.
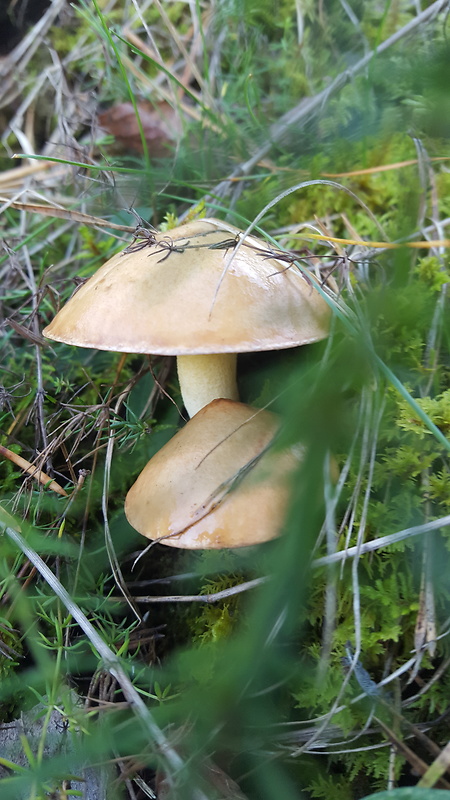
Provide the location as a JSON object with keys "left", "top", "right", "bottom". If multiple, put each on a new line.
{"left": 43, "top": 218, "right": 332, "bottom": 354}
{"left": 124, "top": 398, "right": 300, "bottom": 549}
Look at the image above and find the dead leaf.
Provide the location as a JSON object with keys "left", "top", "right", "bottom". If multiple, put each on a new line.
{"left": 98, "top": 101, "right": 181, "bottom": 156}
{"left": 6, "top": 317, "right": 47, "bottom": 346}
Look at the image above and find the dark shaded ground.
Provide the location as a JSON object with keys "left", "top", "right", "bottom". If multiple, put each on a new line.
{"left": 0, "top": 0, "right": 52, "bottom": 55}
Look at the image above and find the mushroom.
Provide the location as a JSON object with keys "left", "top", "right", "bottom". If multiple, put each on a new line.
{"left": 124, "top": 398, "right": 299, "bottom": 548}
{"left": 43, "top": 218, "right": 333, "bottom": 417}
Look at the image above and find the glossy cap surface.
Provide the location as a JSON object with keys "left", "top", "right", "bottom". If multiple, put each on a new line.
{"left": 43, "top": 218, "right": 332, "bottom": 354}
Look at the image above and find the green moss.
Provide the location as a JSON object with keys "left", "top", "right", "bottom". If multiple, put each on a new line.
{"left": 189, "top": 574, "right": 244, "bottom": 645}
{"left": 396, "top": 389, "right": 450, "bottom": 439}
{"left": 414, "top": 255, "right": 450, "bottom": 291}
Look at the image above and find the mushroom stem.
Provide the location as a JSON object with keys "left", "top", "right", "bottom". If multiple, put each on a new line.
{"left": 176, "top": 354, "right": 239, "bottom": 418}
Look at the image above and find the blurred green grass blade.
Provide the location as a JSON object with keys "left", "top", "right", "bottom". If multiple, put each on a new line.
{"left": 374, "top": 355, "right": 450, "bottom": 451}
{"left": 12, "top": 153, "right": 143, "bottom": 174}
{"left": 90, "top": 0, "right": 151, "bottom": 171}
{"left": 113, "top": 31, "right": 219, "bottom": 125}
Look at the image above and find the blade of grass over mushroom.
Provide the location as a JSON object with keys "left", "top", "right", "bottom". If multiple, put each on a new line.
{"left": 180, "top": 196, "right": 450, "bottom": 251}
{"left": 237, "top": 178, "right": 389, "bottom": 244}
{"left": 208, "top": 177, "right": 386, "bottom": 314}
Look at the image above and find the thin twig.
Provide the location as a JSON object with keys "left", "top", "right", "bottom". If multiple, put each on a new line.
{"left": 119, "top": 577, "right": 269, "bottom": 604}
{"left": 312, "top": 514, "right": 450, "bottom": 568}
{"left": 125, "top": 514, "right": 450, "bottom": 603}
{"left": 0, "top": 196, "right": 136, "bottom": 233}
{"left": 0, "top": 445, "right": 67, "bottom": 496}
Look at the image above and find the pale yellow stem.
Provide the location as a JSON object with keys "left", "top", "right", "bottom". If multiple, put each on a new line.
{"left": 176, "top": 353, "right": 239, "bottom": 417}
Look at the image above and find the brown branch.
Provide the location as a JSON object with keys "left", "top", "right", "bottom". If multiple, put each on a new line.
{"left": 0, "top": 196, "right": 136, "bottom": 233}
{"left": 0, "top": 444, "right": 67, "bottom": 496}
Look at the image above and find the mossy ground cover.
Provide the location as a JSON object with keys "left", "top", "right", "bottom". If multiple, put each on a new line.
{"left": 1, "top": 1, "right": 450, "bottom": 798}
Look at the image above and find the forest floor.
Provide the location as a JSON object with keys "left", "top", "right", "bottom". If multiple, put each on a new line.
{"left": 1, "top": 2, "right": 450, "bottom": 799}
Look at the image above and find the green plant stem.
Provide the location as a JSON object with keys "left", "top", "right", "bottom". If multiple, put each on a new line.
{"left": 91, "top": 0, "right": 151, "bottom": 171}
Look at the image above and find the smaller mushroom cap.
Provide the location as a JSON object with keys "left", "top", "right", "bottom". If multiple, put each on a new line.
{"left": 125, "top": 399, "right": 299, "bottom": 549}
